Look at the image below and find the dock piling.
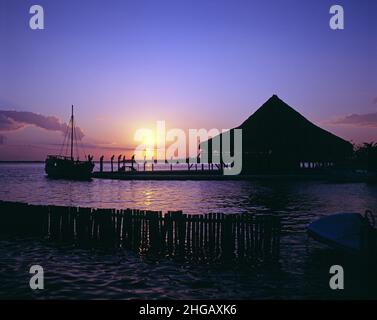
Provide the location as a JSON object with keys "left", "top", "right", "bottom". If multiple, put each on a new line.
{"left": 0, "top": 200, "right": 281, "bottom": 264}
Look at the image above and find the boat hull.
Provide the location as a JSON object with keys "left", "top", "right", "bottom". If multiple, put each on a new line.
{"left": 45, "top": 157, "right": 95, "bottom": 180}
{"left": 308, "top": 213, "right": 367, "bottom": 253}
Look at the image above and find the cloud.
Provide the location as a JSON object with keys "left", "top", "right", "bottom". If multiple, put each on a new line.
{"left": 328, "top": 112, "right": 377, "bottom": 128}
{"left": 0, "top": 110, "right": 85, "bottom": 139}
{"left": 0, "top": 135, "right": 6, "bottom": 145}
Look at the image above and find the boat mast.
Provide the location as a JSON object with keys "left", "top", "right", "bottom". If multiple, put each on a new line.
{"left": 71, "top": 105, "right": 74, "bottom": 160}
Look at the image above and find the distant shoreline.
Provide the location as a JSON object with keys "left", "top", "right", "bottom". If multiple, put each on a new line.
{"left": 0, "top": 161, "right": 44, "bottom": 163}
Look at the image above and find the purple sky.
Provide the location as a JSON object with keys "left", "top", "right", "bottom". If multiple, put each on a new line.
{"left": 0, "top": 0, "right": 376, "bottom": 160}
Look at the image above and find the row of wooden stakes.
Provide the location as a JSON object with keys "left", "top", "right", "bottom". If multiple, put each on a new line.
{"left": 0, "top": 201, "right": 281, "bottom": 263}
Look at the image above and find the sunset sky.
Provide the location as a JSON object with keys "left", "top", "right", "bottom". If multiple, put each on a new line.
{"left": 0, "top": 0, "right": 376, "bottom": 160}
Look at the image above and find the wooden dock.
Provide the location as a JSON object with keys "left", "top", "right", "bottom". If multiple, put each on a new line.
{"left": 92, "top": 170, "right": 333, "bottom": 181}
{"left": 0, "top": 201, "right": 281, "bottom": 263}
{"left": 92, "top": 170, "right": 228, "bottom": 181}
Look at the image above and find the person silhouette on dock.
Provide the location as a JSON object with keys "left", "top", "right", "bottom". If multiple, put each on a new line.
{"left": 118, "top": 155, "right": 122, "bottom": 171}
{"left": 131, "top": 155, "right": 135, "bottom": 170}
{"left": 100, "top": 155, "right": 104, "bottom": 172}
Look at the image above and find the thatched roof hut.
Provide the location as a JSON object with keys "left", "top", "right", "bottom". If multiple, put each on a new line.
{"left": 202, "top": 95, "right": 353, "bottom": 172}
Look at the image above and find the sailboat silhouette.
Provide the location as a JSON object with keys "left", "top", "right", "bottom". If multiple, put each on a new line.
{"left": 45, "top": 106, "right": 95, "bottom": 180}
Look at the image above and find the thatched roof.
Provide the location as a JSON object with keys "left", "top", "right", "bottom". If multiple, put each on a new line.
{"left": 204, "top": 95, "right": 353, "bottom": 162}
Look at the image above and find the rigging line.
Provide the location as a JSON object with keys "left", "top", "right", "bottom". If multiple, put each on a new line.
{"left": 72, "top": 117, "right": 78, "bottom": 159}
{"left": 73, "top": 119, "right": 85, "bottom": 160}
{"left": 75, "top": 124, "right": 80, "bottom": 157}
{"left": 64, "top": 118, "right": 72, "bottom": 157}
{"left": 59, "top": 121, "right": 70, "bottom": 156}
{"left": 70, "top": 107, "right": 74, "bottom": 160}
{"left": 64, "top": 130, "right": 70, "bottom": 157}
{"left": 60, "top": 133, "right": 67, "bottom": 156}
{"left": 73, "top": 121, "right": 80, "bottom": 160}
{"left": 72, "top": 116, "right": 87, "bottom": 159}
{"left": 77, "top": 127, "right": 87, "bottom": 159}
{"left": 67, "top": 118, "right": 73, "bottom": 157}
{"left": 67, "top": 116, "right": 74, "bottom": 157}
{"left": 59, "top": 133, "right": 67, "bottom": 156}
{"left": 59, "top": 131, "right": 66, "bottom": 156}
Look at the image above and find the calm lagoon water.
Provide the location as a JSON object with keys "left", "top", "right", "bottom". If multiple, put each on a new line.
{"left": 0, "top": 163, "right": 376, "bottom": 299}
